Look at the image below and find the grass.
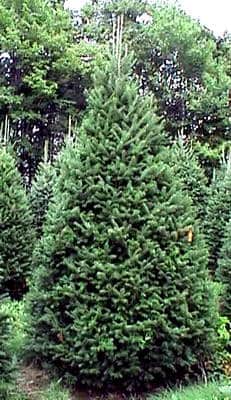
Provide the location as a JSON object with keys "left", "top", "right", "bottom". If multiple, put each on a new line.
{"left": 6, "top": 382, "right": 229, "bottom": 400}
{"left": 149, "top": 382, "right": 231, "bottom": 400}
{"left": 40, "top": 382, "right": 71, "bottom": 400}
{"left": 0, "top": 381, "right": 71, "bottom": 400}
{"left": 0, "top": 381, "right": 28, "bottom": 400}
{"left": 0, "top": 380, "right": 71, "bottom": 400}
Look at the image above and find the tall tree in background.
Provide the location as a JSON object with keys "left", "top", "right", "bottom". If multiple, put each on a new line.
{"left": 0, "top": 0, "right": 101, "bottom": 184}
{"left": 77, "top": 0, "right": 231, "bottom": 176}
{"left": 0, "top": 0, "right": 229, "bottom": 182}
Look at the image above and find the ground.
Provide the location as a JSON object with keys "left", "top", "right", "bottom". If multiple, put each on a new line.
{"left": 13, "top": 365, "right": 231, "bottom": 400}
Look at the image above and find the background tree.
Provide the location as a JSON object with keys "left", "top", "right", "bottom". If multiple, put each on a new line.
{"left": 0, "top": 0, "right": 101, "bottom": 184}
{"left": 217, "top": 218, "right": 231, "bottom": 320}
{"left": 30, "top": 160, "right": 57, "bottom": 238}
{"left": 0, "top": 0, "right": 229, "bottom": 182}
{"left": 163, "top": 137, "right": 208, "bottom": 219}
{"left": 145, "top": 3, "right": 230, "bottom": 141}
{"left": 0, "top": 304, "right": 13, "bottom": 394}
{"left": 27, "top": 56, "right": 218, "bottom": 389}
{"left": 77, "top": 0, "right": 231, "bottom": 177}
{"left": 0, "top": 147, "right": 34, "bottom": 299}
{"left": 204, "top": 160, "right": 231, "bottom": 271}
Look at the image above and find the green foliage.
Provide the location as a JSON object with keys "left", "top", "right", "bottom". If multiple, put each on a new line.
{"left": 204, "top": 163, "right": 231, "bottom": 271}
{"left": 0, "top": 148, "right": 34, "bottom": 299}
{"left": 143, "top": 3, "right": 230, "bottom": 140}
{"left": 147, "top": 3, "right": 213, "bottom": 78}
{"left": 0, "top": 305, "right": 13, "bottom": 383}
{"left": 0, "top": 0, "right": 102, "bottom": 182}
{"left": 79, "top": 0, "right": 147, "bottom": 43}
{"left": 0, "top": 0, "right": 229, "bottom": 180}
{"left": 0, "top": 381, "right": 28, "bottom": 400}
{"left": 40, "top": 382, "right": 70, "bottom": 400}
{"left": 30, "top": 162, "right": 57, "bottom": 238}
{"left": 217, "top": 218, "right": 231, "bottom": 320}
{"left": 148, "top": 382, "right": 231, "bottom": 400}
{"left": 82, "top": 1, "right": 230, "bottom": 130}
{"left": 163, "top": 138, "right": 208, "bottom": 219}
{"left": 217, "top": 316, "right": 230, "bottom": 347}
{"left": 193, "top": 141, "right": 231, "bottom": 182}
{"left": 205, "top": 282, "right": 231, "bottom": 373}
{"left": 0, "top": 300, "right": 28, "bottom": 357}
{"left": 79, "top": 0, "right": 231, "bottom": 173}
{"left": 0, "top": 299, "right": 30, "bottom": 399}
{"left": 27, "top": 57, "right": 219, "bottom": 389}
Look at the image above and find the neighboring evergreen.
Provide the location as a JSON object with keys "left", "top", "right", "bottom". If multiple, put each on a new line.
{"left": 204, "top": 161, "right": 231, "bottom": 271}
{"left": 217, "top": 218, "right": 231, "bottom": 319}
{"left": 0, "top": 306, "right": 13, "bottom": 382}
{"left": 30, "top": 162, "right": 57, "bottom": 238}
{"left": 0, "top": 148, "right": 34, "bottom": 299}
{"left": 164, "top": 138, "right": 208, "bottom": 219}
{"left": 27, "top": 57, "right": 218, "bottom": 389}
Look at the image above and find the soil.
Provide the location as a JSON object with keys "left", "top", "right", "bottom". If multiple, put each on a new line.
{"left": 16, "top": 364, "right": 145, "bottom": 400}
{"left": 17, "top": 364, "right": 50, "bottom": 400}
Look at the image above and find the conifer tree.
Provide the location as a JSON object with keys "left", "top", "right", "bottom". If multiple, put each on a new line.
{"left": 30, "top": 162, "right": 57, "bottom": 238}
{"left": 164, "top": 138, "right": 208, "bottom": 219}
{"left": 217, "top": 218, "right": 231, "bottom": 319}
{"left": 0, "top": 305, "right": 13, "bottom": 383}
{"left": 28, "top": 57, "right": 218, "bottom": 389}
{"left": 0, "top": 148, "right": 34, "bottom": 299}
{"left": 204, "top": 161, "right": 231, "bottom": 271}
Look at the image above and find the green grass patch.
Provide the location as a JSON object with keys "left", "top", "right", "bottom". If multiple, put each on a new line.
{"left": 0, "top": 381, "right": 28, "bottom": 400}
{"left": 149, "top": 382, "right": 231, "bottom": 400}
{"left": 0, "top": 379, "right": 71, "bottom": 400}
{"left": 40, "top": 381, "right": 70, "bottom": 400}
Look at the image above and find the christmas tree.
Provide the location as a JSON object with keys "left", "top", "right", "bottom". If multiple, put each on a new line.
{"left": 30, "top": 162, "right": 57, "bottom": 238}
{"left": 217, "top": 218, "right": 231, "bottom": 319}
{"left": 27, "top": 57, "right": 218, "bottom": 389}
{"left": 0, "top": 304, "right": 13, "bottom": 383}
{"left": 204, "top": 161, "right": 231, "bottom": 271}
{"left": 164, "top": 138, "right": 208, "bottom": 219}
{"left": 0, "top": 148, "right": 34, "bottom": 299}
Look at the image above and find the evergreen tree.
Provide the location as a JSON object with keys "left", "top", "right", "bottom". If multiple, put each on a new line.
{"left": 164, "top": 138, "right": 208, "bottom": 219}
{"left": 0, "top": 148, "right": 34, "bottom": 299}
{"left": 204, "top": 162, "right": 231, "bottom": 271}
{"left": 28, "top": 57, "right": 218, "bottom": 389}
{"left": 30, "top": 162, "right": 57, "bottom": 238}
{"left": 217, "top": 218, "right": 231, "bottom": 319}
{"left": 0, "top": 304, "right": 13, "bottom": 383}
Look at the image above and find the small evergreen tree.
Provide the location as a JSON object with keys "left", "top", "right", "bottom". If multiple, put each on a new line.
{"left": 0, "top": 306, "right": 13, "bottom": 382}
{"left": 217, "top": 218, "right": 231, "bottom": 319}
{"left": 0, "top": 148, "right": 34, "bottom": 299}
{"left": 28, "top": 57, "right": 218, "bottom": 389}
{"left": 164, "top": 138, "right": 208, "bottom": 219}
{"left": 30, "top": 162, "right": 57, "bottom": 238}
{"left": 204, "top": 161, "right": 231, "bottom": 271}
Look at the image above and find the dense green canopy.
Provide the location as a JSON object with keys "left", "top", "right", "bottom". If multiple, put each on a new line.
{"left": 0, "top": 148, "right": 34, "bottom": 298}
{"left": 27, "top": 57, "right": 218, "bottom": 389}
